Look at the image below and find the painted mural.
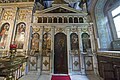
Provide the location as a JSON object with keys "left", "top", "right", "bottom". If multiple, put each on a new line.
{"left": 15, "top": 22, "right": 26, "bottom": 49}
{"left": 54, "top": 33, "right": 68, "bottom": 74}
{"left": 0, "top": 23, "right": 10, "bottom": 49}
{"left": 31, "top": 33, "right": 39, "bottom": 51}
{"left": 42, "top": 32, "right": 51, "bottom": 56}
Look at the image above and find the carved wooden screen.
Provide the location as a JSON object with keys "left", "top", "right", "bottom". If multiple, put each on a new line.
{"left": 0, "top": 23, "right": 10, "bottom": 49}
{"left": 31, "top": 33, "right": 39, "bottom": 51}
{"left": 15, "top": 22, "right": 26, "bottom": 49}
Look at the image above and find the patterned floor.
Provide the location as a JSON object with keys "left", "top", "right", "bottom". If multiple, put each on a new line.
{"left": 19, "top": 71, "right": 102, "bottom": 80}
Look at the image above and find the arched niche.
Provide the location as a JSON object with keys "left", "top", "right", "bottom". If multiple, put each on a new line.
{"left": 64, "top": 17, "right": 68, "bottom": 23}
{"left": 74, "top": 17, "right": 78, "bottom": 23}
{"left": 69, "top": 17, "right": 73, "bottom": 23}
{"left": 15, "top": 22, "right": 26, "bottom": 49}
{"left": 43, "top": 17, "right": 47, "bottom": 23}
{"left": 0, "top": 23, "right": 10, "bottom": 49}
{"left": 79, "top": 17, "right": 84, "bottom": 23}
{"left": 81, "top": 33, "right": 91, "bottom": 52}
{"left": 48, "top": 17, "right": 52, "bottom": 23}
{"left": 38, "top": 17, "right": 42, "bottom": 23}
{"left": 59, "top": 17, "right": 62, "bottom": 23}
{"left": 53, "top": 17, "right": 57, "bottom": 23}
{"left": 31, "top": 33, "right": 39, "bottom": 51}
{"left": 42, "top": 32, "right": 51, "bottom": 56}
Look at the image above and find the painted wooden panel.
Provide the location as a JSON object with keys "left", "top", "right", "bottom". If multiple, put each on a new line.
{"left": 0, "top": 23, "right": 10, "bottom": 49}
{"left": 15, "top": 22, "right": 26, "bottom": 49}
{"left": 42, "top": 56, "right": 50, "bottom": 71}
{"left": 72, "top": 56, "right": 80, "bottom": 71}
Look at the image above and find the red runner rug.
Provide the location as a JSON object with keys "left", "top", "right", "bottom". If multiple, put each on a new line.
{"left": 51, "top": 75, "right": 71, "bottom": 80}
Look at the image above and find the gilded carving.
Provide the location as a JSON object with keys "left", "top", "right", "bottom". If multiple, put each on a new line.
{"left": 33, "top": 28, "right": 40, "bottom": 32}
{"left": 71, "top": 28, "right": 77, "bottom": 32}
{"left": 44, "top": 28, "right": 51, "bottom": 32}
{"left": 56, "top": 28, "right": 64, "bottom": 32}
{"left": 81, "top": 28, "right": 88, "bottom": 32}
{"left": 2, "top": 10, "right": 15, "bottom": 20}
{"left": 18, "top": 9, "right": 32, "bottom": 21}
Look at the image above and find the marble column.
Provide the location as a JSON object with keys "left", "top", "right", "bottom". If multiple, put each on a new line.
{"left": 50, "top": 26, "right": 55, "bottom": 74}
{"left": 66, "top": 27, "right": 71, "bottom": 74}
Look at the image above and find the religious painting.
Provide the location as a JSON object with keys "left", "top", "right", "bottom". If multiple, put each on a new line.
{"left": 54, "top": 32, "right": 68, "bottom": 74}
{"left": 82, "top": 33, "right": 91, "bottom": 52}
{"left": 0, "top": 23, "right": 10, "bottom": 49}
{"left": 15, "top": 22, "right": 26, "bottom": 49}
{"left": 70, "top": 33, "right": 79, "bottom": 54}
{"left": 84, "top": 56, "right": 93, "bottom": 71}
{"left": 31, "top": 33, "right": 39, "bottom": 51}
{"left": 42, "top": 32, "right": 51, "bottom": 56}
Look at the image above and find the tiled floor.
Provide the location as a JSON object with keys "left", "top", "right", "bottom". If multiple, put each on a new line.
{"left": 19, "top": 71, "right": 102, "bottom": 80}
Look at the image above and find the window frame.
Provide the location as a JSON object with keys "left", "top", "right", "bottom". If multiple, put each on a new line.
{"left": 108, "top": 4, "right": 120, "bottom": 40}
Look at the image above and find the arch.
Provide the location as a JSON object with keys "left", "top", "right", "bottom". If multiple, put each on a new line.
{"left": 15, "top": 22, "right": 26, "bottom": 49}
{"left": 31, "top": 33, "right": 39, "bottom": 51}
{"left": 0, "top": 23, "right": 10, "bottom": 49}
{"left": 95, "top": 0, "right": 110, "bottom": 49}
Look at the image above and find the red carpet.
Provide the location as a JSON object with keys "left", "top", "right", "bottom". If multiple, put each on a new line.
{"left": 51, "top": 75, "right": 71, "bottom": 80}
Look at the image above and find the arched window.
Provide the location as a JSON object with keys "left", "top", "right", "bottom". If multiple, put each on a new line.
{"left": 0, "top": 23, "right": 10, "bottom": 49}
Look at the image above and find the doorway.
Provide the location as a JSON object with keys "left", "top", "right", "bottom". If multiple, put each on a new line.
{"left": 54, "top": 32, "right": 68, "bottom": 74}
